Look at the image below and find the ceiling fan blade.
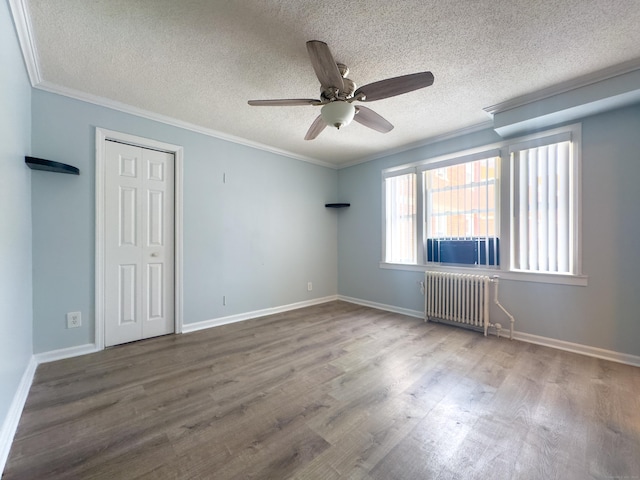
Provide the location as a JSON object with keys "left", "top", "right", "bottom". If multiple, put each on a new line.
{"left": 354, "top": 106, "right": 394, "bottom": 133}
{"left": 248, "top": 99, "right": 321, "bottom": 106}
{"left": 306, "top": 40, "right": 344, "bottom": 92}
{"left": 304, "top": 115, "right": 327, "bottom": 140}
{"left": 354, "top": 72, "right": 434, "bottom": 102}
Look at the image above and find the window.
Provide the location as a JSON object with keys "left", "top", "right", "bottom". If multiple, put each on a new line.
{"left": 382, "top": 124, "right": 582, "bottom": 281}
{"left": 510, "top": 134, "right": 574, "bottom": 274}
{"left": 423, "top": 154, "right": 500, "bottom": 266}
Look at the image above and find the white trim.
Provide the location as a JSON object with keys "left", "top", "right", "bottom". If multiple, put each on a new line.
{"left": 182, "top": 296, "right": 339, "bottom": 334}
{"left": 34, "top": 344, "right": 99, "bottom": 364}
{"left": 339, "top": 295, "right": 640, "bottom": 367}
{"left": 95, "top": 128, "right": 184, "bottom": 349}
{"left": 382, "top": 166, "right": 417, "bottom": 179}
{"left": 483, "top": 58, "right": 640, "bottom": 115}
{"left": 6, "top": 0, "right": 41, "bottom": 86}
{"left": 174, "top": 154, "right": 184, "bottom": 334}
{"left": 381, "top": 123, "right": 577, "bottom": 174}
{"left": 512, "top": 331, "right": 640, "bottom": 368}
{"left": 379, "top": 262, "right": 428, "bottom": 272}
{"left": 0, "top": 356, "right": 37, "bottom": 475}
{"left": 379, "top": 262, "right": 588, "bottom": 286}
{"left": 507, "top": 132, "right": 572, "bottom": 153}
{"left": 34, "top": 81, "right": 337, "bottom": 170}
{"left": 95, "top": 130, "right": 106, "bottom": 350}
{"left": 416, "top": 148, "right": 502, "bottom": 172}
{"left": 337, "top": 295, "right": 424, "bottom": 319}
{"left": 382, "top": 141, "right": 506, "bottom": 175}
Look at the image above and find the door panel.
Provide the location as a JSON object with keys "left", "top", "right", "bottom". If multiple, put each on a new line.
{"left": 105, "top": 141, "right": 174, "bottom": 346}
{"left": 147, "top": 263, "right": 164, "bottom": 319}
{"left": 147, "top": 190, "right": 164, "bottom": 246}
{"left": 119, "top": 264, "right": 137, "bottom": 325}
{"left": 119, "top": 186, "right": 137, "bottom": 246}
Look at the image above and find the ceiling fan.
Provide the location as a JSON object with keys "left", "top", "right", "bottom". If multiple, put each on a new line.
{"left": 248, "top": 40, "right": 434, "bottom": 140}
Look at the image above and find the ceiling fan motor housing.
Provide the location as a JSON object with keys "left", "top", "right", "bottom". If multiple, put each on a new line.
{"left": 321, "top": 71, "right": 356, "bottom": 101}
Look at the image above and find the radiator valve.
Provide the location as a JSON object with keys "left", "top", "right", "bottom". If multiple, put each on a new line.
{"left": 494, "top": 322, "right": 502, "bottom": 338}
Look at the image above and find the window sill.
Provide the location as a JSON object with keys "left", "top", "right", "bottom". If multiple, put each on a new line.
{"left": 379, "top": 262, "right": 588, "bottom": 286}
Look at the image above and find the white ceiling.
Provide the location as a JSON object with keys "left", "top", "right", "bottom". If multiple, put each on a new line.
{"left": 19, "top": 0, "right": 640, "bottom": 167}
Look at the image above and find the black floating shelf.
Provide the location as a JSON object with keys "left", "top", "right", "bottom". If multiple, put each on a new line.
{"left": 325, "top": 203, "right": 350, "bottom": 208}
{"left": 25, "top": 156, "right": 80, "bottom": 175}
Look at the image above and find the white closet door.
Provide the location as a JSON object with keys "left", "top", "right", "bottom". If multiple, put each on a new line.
{"left": 104, "top": 141, "right": 174, "bottom": 347}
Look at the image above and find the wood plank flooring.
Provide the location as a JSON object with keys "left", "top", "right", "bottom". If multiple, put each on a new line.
{"left": 4, "top": 301, "right": 640, "bottom": 479}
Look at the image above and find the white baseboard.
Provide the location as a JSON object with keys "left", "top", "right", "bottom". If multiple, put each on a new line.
{"left": 338, "top": 295, "right": 640, "bottom": 367}
{"left": 0, "top": 356, "right": 37, "bottom": 475}
{"left": 337, "top": 295, "right": 424, "bottom": 319}
{"left": 512, "top": 331, "right": 640, "bottom": 367}
{"left": 34, "top": 343, "right": 99, "bottom": 364}
{"left": 182, "top": 295, "right": 339, "bottom": 334}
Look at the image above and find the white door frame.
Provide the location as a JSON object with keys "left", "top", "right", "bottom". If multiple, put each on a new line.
{"left": 95, "top": 127, "right": 184, "bottom": 350}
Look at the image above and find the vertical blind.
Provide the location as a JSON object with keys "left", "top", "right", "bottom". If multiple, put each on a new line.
{"left": 385, "top": 172, "right": 416, "bottom": 263}
{"left": 512, "top": 139, "right": 572, "bottom": 273}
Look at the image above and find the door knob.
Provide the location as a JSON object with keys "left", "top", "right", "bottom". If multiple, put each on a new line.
{"left": 151, "top": 252, "right": 159, "bottom": 257}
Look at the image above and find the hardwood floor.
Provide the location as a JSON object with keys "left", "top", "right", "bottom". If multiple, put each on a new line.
{"left": 4, "top": 301, "right": 640, "bottom": 479}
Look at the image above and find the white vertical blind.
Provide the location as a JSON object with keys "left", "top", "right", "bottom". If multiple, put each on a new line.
{"left": 528, "top": 149, "right": 538, "bottom": 270}
{"left": 548, "top": 148, "right": 557, "bottom": 272}
{"left": 518, "top": 155, "right": 528, "bottom": 270}
{"left": 513, "top": 140, "right": 572, "bottom": 273}
{"left": 538, "top": 147, "right": 549, "bottom": 271}
{"left": 557, "top": 142, "right": 571, "bottom": 272}
{"left": 385, "top": 172, "right": 416, "bottom": 263}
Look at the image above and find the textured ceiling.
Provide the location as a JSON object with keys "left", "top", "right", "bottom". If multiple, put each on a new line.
{"left": 24, "top": 0, "right": 640, "bottom": 166}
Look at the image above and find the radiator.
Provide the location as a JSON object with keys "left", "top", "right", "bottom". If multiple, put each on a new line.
{"left": 424, "top": 271, "right": 514, "bottom": 338}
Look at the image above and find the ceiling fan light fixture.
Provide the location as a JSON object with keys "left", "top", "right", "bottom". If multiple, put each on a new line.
{"left": 321, "top": 101, "right": 356, "bottom": 129}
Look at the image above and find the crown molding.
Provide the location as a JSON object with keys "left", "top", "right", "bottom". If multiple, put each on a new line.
{"left": 34, "top": 81, "right": 338, "bottom": 169}
{"left": 483, "top": 57, "right": 640, "bottom": 116}
{"left": 7, "top": 0, "right": 41, "bottom": 86}
{"left": 32, "top": 74, "right": 495, "bottom": 172}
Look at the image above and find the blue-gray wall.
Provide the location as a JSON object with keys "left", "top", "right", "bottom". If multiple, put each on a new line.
{"left": 337, "top": 104, "right": 640, "bottom": 357}
{"left": 31, "top": 90, "right": 338, "bottom": 353}
{"left": 0, "top": 0, "right": 32, "bottom": 440}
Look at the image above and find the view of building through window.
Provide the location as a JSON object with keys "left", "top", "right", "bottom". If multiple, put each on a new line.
{"left": 424, "top": 157, "right": 498, "bottom": 240}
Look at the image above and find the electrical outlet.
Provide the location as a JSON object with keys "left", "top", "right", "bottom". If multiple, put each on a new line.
{"left": 66, "top": 311, "right": 81, "bottom": 328}
{"left": 307, "top": 282, "right": 313, "bottom": 291}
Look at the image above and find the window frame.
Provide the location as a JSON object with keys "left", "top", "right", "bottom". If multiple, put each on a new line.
{"left": 380, "top": 123, "right": 586, "bottom": 286}
{"left": 419, "top": 149, "right": 501, "bottom": 266}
